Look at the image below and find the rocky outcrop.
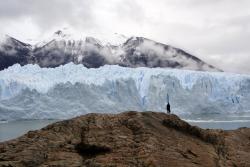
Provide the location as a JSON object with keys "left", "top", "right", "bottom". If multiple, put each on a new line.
{"left": 0, "top": 111, "right": 250, "bottom": 167}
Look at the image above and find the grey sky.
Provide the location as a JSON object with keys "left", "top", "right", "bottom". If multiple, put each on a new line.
{"left": 0, "top": 0, "right": 250, "bottom": 74}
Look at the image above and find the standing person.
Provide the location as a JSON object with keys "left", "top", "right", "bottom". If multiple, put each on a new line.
{"left": 166, "top": 93, "right": 171, "bottom": 114}
{"left": 166, "top": 102, "right": 171, "bottom": 114}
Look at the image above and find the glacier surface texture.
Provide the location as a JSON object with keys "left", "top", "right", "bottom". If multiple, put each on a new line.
{"left": 0, "top": 63, "right": 250, "bottom": 121}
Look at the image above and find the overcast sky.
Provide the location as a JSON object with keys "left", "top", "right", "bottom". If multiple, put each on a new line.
{"left": 0, "top": 0, "right": 250, "bottom": 74}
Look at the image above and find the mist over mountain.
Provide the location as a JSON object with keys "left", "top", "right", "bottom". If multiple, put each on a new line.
{"left": 0, "top": 30, "right": 221, "bottom": 72}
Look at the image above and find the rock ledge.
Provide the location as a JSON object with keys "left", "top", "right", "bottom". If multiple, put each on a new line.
{"left": 0, "top": 111, "right": 250, "bottom": 167}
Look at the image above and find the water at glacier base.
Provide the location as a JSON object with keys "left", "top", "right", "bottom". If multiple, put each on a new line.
{"left": 1, "top": 114, "right": 250, "bottom": 142}
{"left": 0, "top": 120, "right": 58, "bottom": 142}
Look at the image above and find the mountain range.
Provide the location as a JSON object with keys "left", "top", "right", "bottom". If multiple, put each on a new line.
{"left": 0, "top": 30, "right": 222, "bottom": 71}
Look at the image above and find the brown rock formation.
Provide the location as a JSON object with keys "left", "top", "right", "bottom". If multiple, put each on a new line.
{"left": 0, "top": 111, "right": 250, "bottom": 167}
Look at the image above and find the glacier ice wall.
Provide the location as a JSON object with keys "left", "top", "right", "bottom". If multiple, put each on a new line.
{"left": 0, "top": 63, "right": 250, "bottom": 121}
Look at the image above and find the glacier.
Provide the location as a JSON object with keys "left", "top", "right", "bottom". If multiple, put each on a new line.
{"left": 0, "top": 63, "right": 250, "bottom": 121}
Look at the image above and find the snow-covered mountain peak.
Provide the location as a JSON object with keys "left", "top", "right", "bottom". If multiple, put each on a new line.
{"left": 0, "top": 34, "right": 14, "bottom": 45}
{"left": 0, "top": 35, "right": 31, "bottom": 49}
{"left": 97, "top": 33, "right": 128, "bottom": 46}
{"left": 52, "top": 29, "right": 82, "bottom": 40}
{"left": 0, "top": 30, "right": 222, "bottom": 72}
{"left": 34, "top": 29, "right": 83, "bottom": 48}
{"left": 33, "top": 29, "right": 129, "bottom": 48}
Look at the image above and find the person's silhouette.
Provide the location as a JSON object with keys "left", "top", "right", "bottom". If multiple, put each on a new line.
{"left": 166, "top": 93, "right": 171, "bottom": 114}
{"left": 166, "top": 102, "right": 171, "bottom": 114}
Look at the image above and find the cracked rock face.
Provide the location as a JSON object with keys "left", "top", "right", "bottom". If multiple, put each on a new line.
{"left": 0, "top": 111, "right": 250, "bottom": 167}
